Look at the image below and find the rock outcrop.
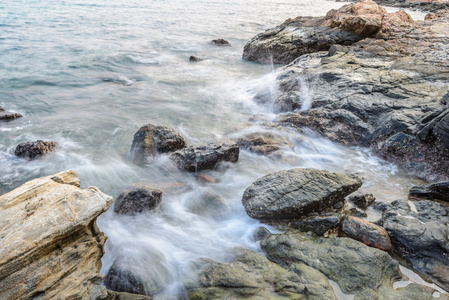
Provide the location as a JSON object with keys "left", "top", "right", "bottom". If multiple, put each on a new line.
{"left": 0, "top": 170, "right": 113, "bottom": 300}
{"left": 0, "top": 106, "right": 22, "bottom": 121}
{"left": 170, "top": 139, "right": 239, "bottom": 172}
{"left": 15, "top": 140, "right": 58, "bottom": 159}
{"left": 242, "top": 168, "right": 362, "bottom": 220}
{"left": 131, "top": 124, "right": 187, "bottom": 165}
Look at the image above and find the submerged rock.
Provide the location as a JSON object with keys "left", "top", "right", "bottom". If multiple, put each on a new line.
{"left": 170, "top": 138, "right": 239, "bottom": 172}
{"left": 342, "top": 216, "right": 392, "bottom": 251}
{"left": 185, "top": 190, "right": 229, "bottom": 219}
{"left": 131, "top": 124, "right": 187, "bottom": 165}
{"left": 15, "top": 140, "right": 58, "bottom": 159}
{"left": 236, "top": 130, "right": 296, "bottom": 155}
{"left": 189, "top": 55, "right": 203, "bottom": 62}
{"left": 211, "top": 39, "right": 230, "bottom": 46}
{"left": 0, "top": 170, "right": 113, "bottom": 300}
{"left": 114, "top": 186, "right": 163, "bottom": 215}
{"left": 0, "top": 106, "right": 22, "bottom": 121}
{"left": 242, "top": 168, "right": 362, "bottom": 220}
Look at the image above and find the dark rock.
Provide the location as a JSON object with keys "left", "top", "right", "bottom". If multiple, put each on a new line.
{"left": 104, "top": 265, "right": 145, "bottom": 295}
{"left": 15, "top": 140, "right": 58, "bottom": 159}
{"left": 380, "top": 199, "right": 449, "bottom": 290}
{"left": 169, "top": 139, "right": 239, "bottom": 172}
{"left": 348, "top": 193, "right": 376, "bottom": 209}
{"left": 189, "top": 56, "right": 203, "bottom": 62}
{"left": 252, "top": 227, "right": 271, "bottom": 241}
{"left": 0, "top": 106, "right": 22, "bottom": 121}
{"left": 346, "top": 207, "right": 368, "bottom": 218}
{"left": 342, "top": 216, "right": 392, "bottom": 251}
{"left": 242, "top": 168, "right": 362, "bottom": 220}
{"left": 130, "top": 124, "right": 187, "bottom": 165}
{"left": 211, "top": 39, "right": 230, "bottom": 46}
{"left": 409, "top": 181, "right": 449, "bottom": 202}
{"left": 292, "top": 213, "right": 342, "bottom": 235}
{"left": 114, "top": 187, "right": 163, "bottom": 215}
{"left": 236, "top": 130, "right": 295, "bottom": 155}
{"left": 102, "top": 290, "right": 153, "bottom": 300}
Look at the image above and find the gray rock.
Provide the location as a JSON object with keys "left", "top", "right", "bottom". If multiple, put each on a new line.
{"left": 170, "top": 139, "right": 239, "bottom": 172}
{"left": 189, "top": 56, "right": 203, "bottom": 62}
{"left": 185, "top": 190, "right": 229, "bottom": 219}
{"left": 242, "top": 168, "right": 362, "bottom": 220}
{"left": 292, "top": 213, "right": 342, "bottom": 236}
{"left": 348, "top": 193, "right": 376, "bottom": 209}
{"left": 211, "top": 39, "right": 230, "bottom": 46}
{"left": 0, "top": 106, "right": 22, "bottom": 121}
{"left": 236, "top": 131, "right": 295, "bottom": 155}
{"left": 409, "top": 181, "right": 449, "bottom": 202}
{"left": 114, "top": 187, "right": 163, "bottom": 215}
{"left": 252, "top": 227, "right": 271, "bottom": 241}
{"left": 131, "top": 124, "right": 187, "bottom": 165}
{"left": 15, "top": 140, "right": 58, "bottom": 159}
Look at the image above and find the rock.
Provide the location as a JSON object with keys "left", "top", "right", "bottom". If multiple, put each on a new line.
{"left": 114, "top": 187, "right": 163, "bottom": 215}
{"left": 409, "top": 181, "right": 449, "bottom": 202}
{"left": 0, "top": 170, "right": 113, "bottom": 300}
{"left": 0, "top": 106, "right": 22, "bottom": 121}
{"left": 211, "top": 39, "right": 230, "bottom": 46}
{"left": 261, "top": 232, "right": 441, "bottom": 298}
{"left": 342, "top": 216, "right": 392, "bottom": 251}
{"left": 348, "top": 193, "right": 376, "bottom": 209}
{"left": 130, "top": 124, "right": 187, "bottom": 165}
{"left": 101, "top": 290, "right": 153, "bottom": 300}
{"left": 169, "top": 139, "right": 239, "bottom": 172}
{"left": 380, "top": 199, "right": 449, "bottom": 290}
{"left": 236, "top": 130, "right": 295, "bottom": 155}
{"left": 14, "top": 140, "right": 58, "bottom": 159}
{"left": 252, "top": 227, "right": 271, "bottom": 241}
{"left": 288, "top": 263, "right": 337, "bottom": 300}
{"left": 292, "top": 213, "right": 343, "bottom": 236}
{"left": 346, "top": 207, "right": 368, "bottom": 218}
{"left": 105, "top": 264, "right": 145, "bottom": 295}
{"left": 195, "top": 174, "right": 217, "bottom": 184}
{"left": 189, "top": 55, "right": 203, "bottom": 62}
{"left": 186, "top": 190, "right": 229, "bottom": 219}
{"left": 242, "top": 168, "right": 362, "bottom": 220}
{"left": 185, "top": 248, "right": 307, "bottom": 299}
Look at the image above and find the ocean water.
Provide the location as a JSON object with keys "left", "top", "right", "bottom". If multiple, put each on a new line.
{"left": 0, "top": 0, "right": 429, "bottom": 298}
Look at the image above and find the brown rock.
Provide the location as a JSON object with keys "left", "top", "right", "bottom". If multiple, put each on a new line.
{"left": 0, "top": 170, "right": 113, "bottom": 300}
{"left": 196, "top": 174, "right": 217, "bottom": 184}
{"left": 342, "top": 216, "right": 392, "bottom": 251}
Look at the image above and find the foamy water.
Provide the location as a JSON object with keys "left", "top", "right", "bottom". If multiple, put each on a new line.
{"left": 0, "top": 0, "right": 429, "bottom": 298}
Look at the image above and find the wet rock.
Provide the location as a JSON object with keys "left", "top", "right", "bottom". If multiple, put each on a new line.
{"left": 348, "top": 193, "right": 376, "bottom": 209}
{"left": 242, "top": 168, "right": 362, "bottom": 220}
{"left": 261, "top": 232, "right": 440, "bottom": 298}
{"left": 342, "top": 216, "right": 392, "bottom": 251}
{"left": 252, "top": 227, "right": 271, "bottom": 241}
{"left": 346, "top": 207, "right": 368, "bottom": 218}
{"left": 14, "top": 140, "right": 58, "bottom": 159}
{"left": 292, "top": 213, "right": 343, "bottom": 236}
{"left": 185, "top": 248, "right": 307, "bottom": 299}
{"left": 410, "top": 181, "right": 449, "bottom": 202}
{"left": 236, "top": 130, "right": 295, "bottom": 155}
{"left": 189, "top": 55, "right": 203, "bottom": 62}
{"left": 186, "top": 190, "right": 229, "bottom": 218}
{"left": 0, "top": 106, "right": 22, "bottom": 121}
{"left": 380, "top": 199, "right": 449, "bottom": 290}
{"left": 0, "top": 170, "right": 113, "bottom": 300}
{"left": 102, "top": 290, "right": 153, "bottom": 300}
{"left": 105, "top": 264, "right": 145, "bottom": 295}
{"left": 114, "top": 187, "right": 163, "bottom": 215}
{"left": 131, "top": 124, "right": 187, "bottom": 165}
{"left": 211, "top": 39, "right": 230, "bottom": 46}
{"left": 195, "top": 174, "right": 217, "bottom": 184}
{"left": 170, "top": 139, "right": 239, "bottom": 172}
{"left": 288, "top": 263, "right": 337, "bottom": 300}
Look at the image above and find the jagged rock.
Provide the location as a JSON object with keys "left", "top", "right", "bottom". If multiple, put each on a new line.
{"left": 348, "top": 193, "right": 376, "bottom": 209}
{"left": 292, "top": 213, "right": 342, "bottom": 236}
{"left": 380, "top": 199, "right": 449, "bottom": 291}
{"left": 189, "top": 56, "right": 203, "bottom": 62}
{"left": 0, "top": 170, "right": 113, "bottom": 300}
{"left": 0, "top": 106, "right": 22, "bottom": 121}
{"left": 114, "top": 187, "right": 163, "bottom": 215}
{"left": 15, "top": 140, "right": 58, "bottom": 159}
{"left": 211, "top": 39, "right": 230, "bottom": 46}
{"left": 130, "top": 124, "right": 187, "bottom": 165}
{"left": 409, "top": 181, "right": 449, "bottom": 202}
{"left": 242, "top": 168, "right": 362, "bottom": 220}
{"left": 185, "top": 248, "right": 308, "bottom": 299}
{"left": 261, "top": 232, "right": 441, "bottom": 299}
{"left": 170, "top": 139, "right": 239, "bottom": 172}
{"left": 342, "top": 216, "right": 392, "bottom": 251}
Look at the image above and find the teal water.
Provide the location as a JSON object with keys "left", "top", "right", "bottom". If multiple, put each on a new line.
{"left": 0, "top": 1, "right": 429, "bottom": 298}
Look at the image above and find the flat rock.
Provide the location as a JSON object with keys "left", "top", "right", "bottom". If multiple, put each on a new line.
{"left": 0, "top": 170, "right": 113, "bottom": 300}
{"left": 131, "top": 124, "right": 187, "bottom": 165}
{"left": 342, "top": 216, "right": 392, "bottom": 251}
{"left": 169, "top": 139, "right": 239, "bottom": 172}
{"left": 15, "top": 140, "right": 58, "bottom": 159}
{"left": 114, "top": 186, "right": 163, "bottom": 215}
{"left": 242, "top": 168, "right": 362, "bottom": 220}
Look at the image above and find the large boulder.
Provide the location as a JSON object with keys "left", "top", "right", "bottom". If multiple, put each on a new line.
{"left": 114, "top": 186, "right": 163, "bottom": 215}
{"left": 261, "top": 233, "right": 442, "bottom": 299}
{"left": 0, "top": 170, "right": 113, "bottom": 300}
{"left": 0, "top": 106, "right": 22, "bottom": 121}
{"left": 131, "top": 124, "right": 187, "bottom": 165}
{"left": 242, "top": 168, "right": 362, "bottom": 220}
{"left": 15, "top": 140, "right": 58, "bottom": 159}
{"left": 169, "top": 139, "right": 239, "bottom": 172}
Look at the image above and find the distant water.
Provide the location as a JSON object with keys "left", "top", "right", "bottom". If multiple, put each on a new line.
{"left": 0, "top": 0, "right": 428, "bottom": 299}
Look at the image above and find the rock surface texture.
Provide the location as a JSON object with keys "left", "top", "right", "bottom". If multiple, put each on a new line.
{"left": 244, "top": 0, "right": 449, "bottom": 180}
{"left": 131, "top": 124, "right": 187, "bottom": 165}
{"left": 242, "top": 168, "right": 362, "bottom": 220}
{"left": 15, "top": 140, "right": 58, "bottom": 159}
{"left": 341, "top": 216, "right": 392, "bottom": 251}
{"left": 0, "top": 170, "right": 113, "bottom": 300}
{"left": 114, "top": 186, "right": 163, "bottom": 215}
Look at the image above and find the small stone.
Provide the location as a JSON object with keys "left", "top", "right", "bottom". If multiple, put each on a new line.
{"left": 15, "top": 140, "right": 58, "bottom": 159}
{"left": 189, "top": 56, "right": 203, "bottom": 62}
{"left": 211, "top": 39, "right": 230, "bottom": 46}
